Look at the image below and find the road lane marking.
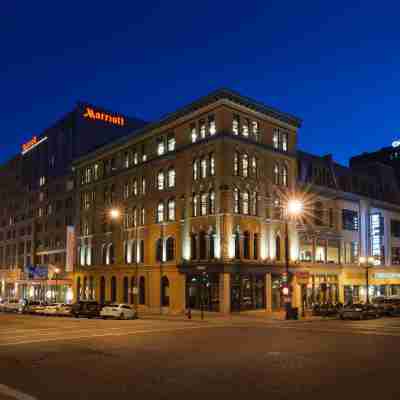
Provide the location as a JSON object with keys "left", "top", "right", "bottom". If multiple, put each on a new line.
{"left": 0, "top": 384, "right": 37, "bottom": 400}
{"left": 0, "top": 324, "right": 226, "bottom": 347}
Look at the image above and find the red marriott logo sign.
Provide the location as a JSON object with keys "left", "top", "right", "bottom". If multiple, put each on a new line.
{"left": 83, "top": 107, "right": 125, "bottom": 126}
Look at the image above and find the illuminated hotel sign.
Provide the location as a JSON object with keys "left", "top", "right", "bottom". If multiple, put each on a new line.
{"left": 83, "top": 107, "right": 125, "bottom": 126}
{"left": 21, "top": 136, "right": 48, "bottom": 155}
{"left": 370, "top": 213, "right": 384, "bottom": 265}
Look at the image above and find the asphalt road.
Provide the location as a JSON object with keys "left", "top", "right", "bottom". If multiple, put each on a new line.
{"left": 0, "top": 313, "right": 400, "bottom": 400}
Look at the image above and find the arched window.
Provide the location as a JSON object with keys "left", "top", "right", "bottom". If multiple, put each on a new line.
{"left": 168, "top": 168, "right": 176, "bottom": 188}
{"left": 89, "top": 276, "right": 94, "bottom": 300}
{"left": 254, "top": 234, "right": 259, "bottom": 260}
{"left": 314, "top": 201, "right": 324, "bottom": 226}
{"left": 243, "top": 191, "right": 250, "bottom": 215}
{"left": 252, "top": 192, "right": 258, "bottom": 216}
{"left": 209, "top": 234, "right": 215, "bottom": 259}
{"left": 273, "top": 128, "right": 279, "bottom": 149}
{"left": 130, "top": 277, "right": 135, "bottom": 304}
{"left": 123, "top": 277, "right": 129, "bottom": 303}
{"left": 141, "top": 207, "right": 145, "bottom": 225}
{"left": 107, "top": 243, "right": 114, "bottom": 265}
{"left": 139, "top": 276, "right": 146, "bottom": 305}
{"left": 273, "top": 163, "right": 279, "bottom": 185}
{"left": 191, "top": 124, "right": 197, "bottom": 143}
{"left": 157, "top": 202, "right": 164, "bottom": 223}
{"left": 251, "top": 156, "right": 257, "bottom": 176}
{"left": 209, "top": 190, "right": 216, "bottom": 214}
{"left": 234, "top": 188, "right": 240, "bottom": 213}
{"left": 273, "top": 196, "right": 281, "bottom": 220}
{"left": 100, "top": 276, "right": 105, "bottom": 304}
{"left": 243, "top": 231, "right": 250, "bottom": 259}
{"left": 191, "top": 234, "right": 197, "bottom": 260}
{"left": 166, "top": 237, "right": 175, "bottom": 261}
{"left": 167, "top": 199, "right": 175, "bottom": 221}
{"left": 161, "top": 276, "right": 170, "bottom": 307}
{"left": 209, "top": 153, "right": 215, "bottom": 176}
{"left": 242, "top": 153, "right": 249, "bottom": 178}
{"left": 192, "top": 194, "right": 199, "bottom": 217}
{"left": 234, "top": 152, "right": 239, "bottom": 176}
{"left": 234, "top": 232, "right": 240, "bottom": 259}
{"left": 193, "top": 160, "right": 199, "bottom": 181}
{"left": 76, "top": 276, "right": 81, "bottom": 301}
{"left": 242, "top": 118, "right": 249, "bottom": 137}
{"left": 156, "top": 238, "right": 163, "bottom": 262}
{"left": 282, "top": 132, "right": 288, "bottom": 152}
{"left": 141, "top": 177, "right": 146, "bottom": 195}
{"left": 200, "top": 192, "right": 207, "bottom": 216}
{"left": 157, "top": 171, "right": 165, "bottom": 190}
{"left": 83, "top": 276, "right": 88, "bottom": 300}
{"left": 275, "top": 235, "right": 281, "bottom": 261}
{"left": 199, "top": 231, "right": 207, "bottom": 259}
{"left": 133, "top": 179, "right": 138, "bottom": 196}
{"left": 281, "top": 164, "right": 288, "bottom": 187}
{"left": 102, "top": 244, "right": 107, "bottom": 265}
{"left": 110, "top": 276, "right": 117, "bottom": 303}
{"left": 140, "top": 240, "right": 144, "bottom": 263}
{"left": 201, "top": 158, "right": 207, "bottom": 178}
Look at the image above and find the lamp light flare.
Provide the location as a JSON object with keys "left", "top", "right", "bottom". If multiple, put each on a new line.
{"left": 109, "top": 208, "right": 121, "bottom": 219}
{"left": 359, "top": 256, "right": 366, "bottom": 264}
{"left": 287, "top": 199, "right": 303, "bottom": 217}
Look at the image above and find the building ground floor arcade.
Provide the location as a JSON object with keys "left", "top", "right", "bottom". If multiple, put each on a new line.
{"left": 73, "top": 263, "right": 400, "bottom": 314}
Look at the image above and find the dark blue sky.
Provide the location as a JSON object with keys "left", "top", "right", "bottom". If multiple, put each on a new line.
{"left": 1, "top": 1, "right": 399, "bottom": 165}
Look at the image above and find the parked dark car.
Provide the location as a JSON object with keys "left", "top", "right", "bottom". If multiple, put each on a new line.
{"left": 372, "top": 296, "right": 400, "bottom": 316}
{"left": 339, "top": 304, "right": 380, "bottom": 320}
{"left": 71, "top": 301, "right": 102, "bottom": 318}
{"left": 312, "top": 303, "right": 341, "bottom": 317}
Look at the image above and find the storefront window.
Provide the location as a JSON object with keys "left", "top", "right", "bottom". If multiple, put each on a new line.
{"left": 186, "top": 273, "right": 219, "bottom": 312}
{"left": 231, "top": 274, "right": 265, "bottom": 312}
{"left": 271, "top": 274, "right": 284, "bottom": 310}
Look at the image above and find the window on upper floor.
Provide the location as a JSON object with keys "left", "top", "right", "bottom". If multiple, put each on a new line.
{"left": 242, "top": 119, "right": 249, "bottom": 137}
{"left": 210, "top": 153, "right": 215, "bottom": 176}
{"left": 242, "top": 154, "right": 249, "bottom": 178}
{"left": 281, "top": 164, "right": 288, "bottom": 187}
{"left": 273, "top": 128, "right": 289, "bottom": 152}
{"left": 199, "top": 120, "right": 206, "bottom": 139}
{"left": 168, "top": 199, "right": 175, "bottom": 221}
{"left": 209, "top": 190, "right": 216, "bottom": 214}
{"left": 133, "top": 179, "right": 138, "bottom": 196}
{"left": 273, "top": 163, "right": 279, "bottom": 185}
{"left": 141, "top": 144, "right": 147, "bottom": 162}
{"left": 232, "top": 115, "right": 240, "bottom": 135}
{"left": 157, "top": 171, "right": 165, "bottom": 190}
{"left": 252, "top": 192, "right": 258, "bottom": 216}
{"left": 193, "top": 160, "right": 199, "bottom": 181}
{"left": 157, "top": 202, "right": 164, "bottom": 223}
{"left": 234, "top": 152, "right": 239, "bottom": 176}
{"left": 252, "top": 121, "right": 259, "bottom": 141}
{"left": 191, "top": 123, "right": 198, "bottom": 143}
{"left": 157, "top": 137, "right": 165, "bottom": 156}
{"left": 167, "top": 133, "right": 175, "bottom": 152}
{"left": 200, "top": 193, "right": 207, "bottom": 216}
{"left": 233, "top": 188, "right": 240, "bottom": 213}
{"left": 314, "top": 202, "right": 324, "bottom": 226}
{"left": 342, "top": 209, "right": 359, "bottom": 231}
{"left": 391, "top": 220, "right": 400, "bottom": 238}
{"left": 208, "top": 115, "right": 216, "bottom": 135}
{"left": 192, "top": 194, "right": 199, "bottom": 217}
{"left": 243, "top": 191, "right": 250, "bottom": 215}
{"left": 142, "top": 177, "right": 146, "bottom": 195}
{"left": 141, "top": 207, "right": 145, "bottom": 225}
{"left": 39, "top": 176, "right": 46, "bottom": 187}
{"left": 251, "top": 156, "right": 257, "bottom": 177}
{"left": 201, "top": 158, "right": 207, "bottom": 179}
{"left": 168, "top": 168, "right": 176, "bottom": 188}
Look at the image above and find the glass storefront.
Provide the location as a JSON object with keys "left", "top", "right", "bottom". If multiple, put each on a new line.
{"left": 304, "top": 274, "right": 339, "bottom": 306}
{"left": 231, "top": 273, "right": 265, "bottom": 312}
{"left": 186, "top": 273, "right": 220, "bottom": 312}
{"left": 271, "top": 273, "right": 284, "bottom": 310}
{"left": 344, "top": 285, "right": 400, "bottom": 304}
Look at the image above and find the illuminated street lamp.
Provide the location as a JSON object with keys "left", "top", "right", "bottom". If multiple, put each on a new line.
{"left": 284, "top": 198, "right": 303, "bottom": 320}
{"left": 109, "top": 207, "right": 139, "bottom": 318}
{"left": 359, "top": 256, "right": 375, "bottom": 304}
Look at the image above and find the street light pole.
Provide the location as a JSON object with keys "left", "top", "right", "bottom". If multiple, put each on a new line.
{"left": 284, "top": 219, "right": 291, "bottom": 320}
{"left": 359, "top": 256, "right": 374, "bottom": 304}
{"left": 160, "top": 222, "right": 164, "bottom": 315}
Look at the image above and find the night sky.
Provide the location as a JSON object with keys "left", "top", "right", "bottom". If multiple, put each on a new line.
{"left": 1, "top": 1, "right": 399, "bottom": 165}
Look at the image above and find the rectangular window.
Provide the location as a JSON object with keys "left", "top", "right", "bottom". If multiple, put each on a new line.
{"left": 252, "top": 121, "right": 259, "bottom": 141}
{"left": 242, "top": 119, "right": 249, "bottom": 137}
{"left": 232, "top": 115, "right": 239, "bottom": 135}
{"left": 391, "top": 220, "right": 400, "bottom": 238}
{"left": 199, "top": 120, "right": 206, "bottom": 139}
{"left": 191, "top": 124, "right": 197, "bottom": 143}
{"left": 208, "top": 115, "right": 216, "bottom": 135}
{"left": 342, "top": 209, "right": 359, "bottom": 231}
{"left": 167, "top": 133, "right": 176, "bottom": 152}
{"left": 157, "top": 137, "right": 165, "bottom": 155}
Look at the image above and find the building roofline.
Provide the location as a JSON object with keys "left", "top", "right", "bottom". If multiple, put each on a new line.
{"left": 73, "top": 88, "right": 302, "bottom": 166}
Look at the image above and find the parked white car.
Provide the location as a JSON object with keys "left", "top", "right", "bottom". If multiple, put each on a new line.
{"left": 2, "top": 299, "right": 21, "bottom": 313}
{"left": 100, "top": 304, "right": 137, "bottom": 320}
